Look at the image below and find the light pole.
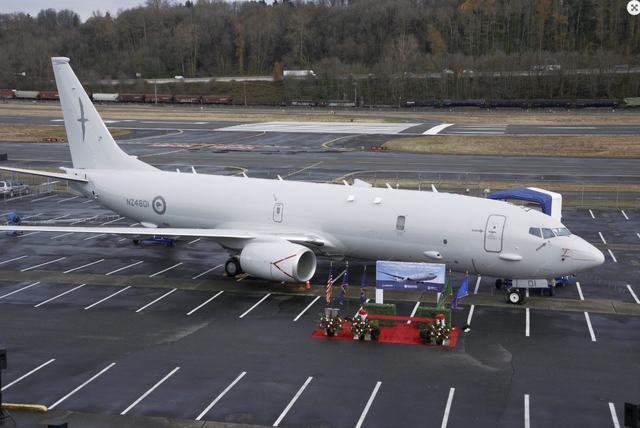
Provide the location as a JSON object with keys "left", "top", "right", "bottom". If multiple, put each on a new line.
{"left": 243, "top": 81, "right": 247, "bottom": 106}
{"left": 353, "top": 83, "right": 357, "bottom": 107}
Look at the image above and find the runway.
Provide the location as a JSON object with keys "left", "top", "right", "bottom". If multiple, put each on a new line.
{"left": 0, "top": 113, "right": 639, "bottom": 427}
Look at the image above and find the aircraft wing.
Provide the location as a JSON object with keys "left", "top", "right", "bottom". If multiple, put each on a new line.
{"left": 0, "top": 166, "right": 89, "bottom": 183}
{"left": 0, "top": 225, "right": 326, "bottom": 247}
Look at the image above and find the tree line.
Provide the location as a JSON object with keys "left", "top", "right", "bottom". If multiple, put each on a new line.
{"left": 0, "top": 0, "right": 638, "bottom": 104}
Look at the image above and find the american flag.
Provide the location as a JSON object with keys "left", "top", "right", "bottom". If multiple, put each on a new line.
{"left": 325, "top": 263, "right": 333, "bottom": 305}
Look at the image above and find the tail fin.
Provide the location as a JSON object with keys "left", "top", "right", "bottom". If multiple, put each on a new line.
{"left": 52, "top": 57, "right": 156, "bottom": 171}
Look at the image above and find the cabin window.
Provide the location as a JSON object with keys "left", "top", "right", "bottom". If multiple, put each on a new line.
{"left": 541, "top": 228, "right": 555, "bottom": 239}
{"left": 529, "top": 227, "right": 542, "bottom": 238}
{"left": 552, "top": 227, "right": 571, "bottom": 236}
{"left": 396, "top": 215, "right": 406, "bottom": 232}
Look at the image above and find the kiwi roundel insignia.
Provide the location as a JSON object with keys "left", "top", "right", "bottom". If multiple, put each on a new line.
{"left": 152, "top": 196, "right": 166, "bottom": 215}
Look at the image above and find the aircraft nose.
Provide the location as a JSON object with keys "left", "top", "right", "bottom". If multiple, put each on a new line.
{"left": 572, "top": 237, "right": 605, "bottom": 271}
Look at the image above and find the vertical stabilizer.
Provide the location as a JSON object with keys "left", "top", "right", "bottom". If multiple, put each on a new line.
{"left": 51, "top": 57, "right": 156, "bottom": 171}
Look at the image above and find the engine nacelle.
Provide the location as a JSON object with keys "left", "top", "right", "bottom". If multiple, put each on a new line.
{"left": 240, "top": 241, "right": 316, "bottom": 283}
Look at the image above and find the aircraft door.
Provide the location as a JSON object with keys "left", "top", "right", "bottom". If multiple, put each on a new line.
{"left": 273, "top": 202, "right": 284, "bottom": 223}
{"left": 484, "top": 215, "right": 506, "bottom": 252}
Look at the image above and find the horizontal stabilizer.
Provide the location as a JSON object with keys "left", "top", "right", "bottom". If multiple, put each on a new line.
{"left": 0, "top": 166, "right": 88, "bottom": 183}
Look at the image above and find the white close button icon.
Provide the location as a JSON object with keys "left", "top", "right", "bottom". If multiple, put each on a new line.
{"left": 629, "top": 0, "right": 640, "bottom": 15}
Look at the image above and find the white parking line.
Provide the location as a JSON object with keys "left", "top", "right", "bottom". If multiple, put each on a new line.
{"left": 196, "top": 371, "right": 247, "bottom": 421}
{"left": 57, "top": 196, "right": 79, "bottom": 203}
{"left": 121, "top": 367, "right": 180, "bottom": 415}
{"left": 407, "top": 301, "right": 421, "bottom": 324}
{"left": 525, "top": 308, "right": 530, "bottom": 337}
{"left": 136, "top": 289, "right": 177, "bottom": 312}
{"left": 1, "top": 359, "right": 55, "bottom": 391}
{"left": 187, "top": 291, "right": 224, "bottom": 315}
{"left": 355, "top": 381, "right": 382, "bottom": 428}
{"left": 293, "top": 296, "right": 321, "bottom": 322}
{"left": 0, "top": 282, "right": 40, "bottom": 300}
{"left": 49, "top": 214, "right": 71, "bottom": 221}
{"left": 524, "top": 394, "right": 530, "bottom": 428}
{"left": 21, "top": 212, "right": 43, "bottom": 219}
{"left": 31, "top": 195, "right": 56, "bottom": 202}
{"left": 49, "top": 363, "right": 116, "bottom": 409}
{"left": 273, "top": 376, "right": 313, "bottom": 427}
{"left": 608, "top": 249, "right": 617, "bottom": 263}
{"left": 51, "top": 232, "right": 75, "bottom": 239}
{"left": 0, "top": 255, "right": 27, "bottom": 266}
{"left": 17, "top": 231, "right": 41, "bottom": 238}
{"left": 589, "top": 210, "right": 595, "bottom": 218}
{"left": 467, "top": 305, "right": 475, "bottom": 326}
{"left": 84, "top": 233, "right": 106, "bottom": 240}
{"left": 622, "top": 210, "right": 629, "bottom": 220}
{"left": 598, "top": 232, "right": 607, "bottom": 244}
{"left": 100, "top": 217, "right": 123, "bottom": 226}
{"left": 609, "top": 402, "right": 621, "bottom": 428}
{"left": 627, "top": 285, "right": 640, "bottom": 304}
{"left": 64, "top": 259, "right": 105, "bottom": 274}
{"left": 576, "top": 281, "right": 585, "bottom": 300}
{"left": 35, "top": 284, "right": 86, "bottom": 307}
{"left": 473, "top": 276, "right": 481, "bottom": 294}
{"left": 20, "top": 257, "right": 66, "bottom": 272}
{"left": 82, "top": 199, "right": 94, "bottom": 204}
{"left": 440, "top": 387, "right": 455, "bottom": 428}
{"left": 584, "top": 312, "right": 596, "bottom": 342}
{"left": 192, "top": 264, "right": 222, "bottom": 280}
{"left": 149, "top": 262, "right": 183, "bottom": 278}
{"left": 84, "top": 286, "right": 131, "bottom": 309}
{"left": 105, "top": 261, "right": 143, "bottom": 276}
{"left": 188, "top": 238, "right": 201, "bottom": 245}
{"left": 239, "top": 294, "right": 271, "bottom": 318}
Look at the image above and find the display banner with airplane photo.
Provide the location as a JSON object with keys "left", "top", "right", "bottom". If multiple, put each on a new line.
{"left": 375, "top": 261, "right": 446, "bottom": 292}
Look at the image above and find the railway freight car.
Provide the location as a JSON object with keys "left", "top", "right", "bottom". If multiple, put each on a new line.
{"left": 0, "top": 89, "right": 15, "bottom": 100}
{"left": 530, "top": 99, "right": 572, "bottom": 108}
{"left": 486, "top": 99, "right": 528, "bottom": 108}
{"left": 144, "top": 94, "right": 174, "bottom": 103}
{"left": 443, "top": 99, "right": 486, "bottom": 107}
{"left": 14, "top": 90, "right": 40, "bottom": 100}
{"left": 174, "top": 95, "right": 201, "bottom": 103}
{"left": 201, "top": 95, "right": 232, "bottom": 104}
{"left": 576, "top": 99, "right": 620, "bottom": 108}
{"left": 92, "top": 93, "right": 119, "bottom": 102}
{"left": 38, "top": 91, "right": 59, "bottom": 100}
{"left": 118, "top": 93, "right": 145, "bottom": 102}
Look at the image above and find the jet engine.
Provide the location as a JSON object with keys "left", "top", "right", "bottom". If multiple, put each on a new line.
{"left": 239, "top": 241, "right": 316, "bottom": 283}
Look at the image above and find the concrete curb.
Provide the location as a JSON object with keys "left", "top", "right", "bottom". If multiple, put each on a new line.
{"left": 2, "top": 403, "right": 48, "bottom": 412}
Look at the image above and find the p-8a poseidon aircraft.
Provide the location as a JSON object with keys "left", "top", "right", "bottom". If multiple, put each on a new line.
{"left": 0, "top": 57, "right": 604, "bottom": 294}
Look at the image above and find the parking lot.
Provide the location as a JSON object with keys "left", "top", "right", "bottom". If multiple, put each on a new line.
{"left": 0, "top": 192, "right": 638, "bottom": 427}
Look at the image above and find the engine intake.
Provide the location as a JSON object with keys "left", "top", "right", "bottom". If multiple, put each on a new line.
{"left": 240, "top": 241, "right": 316, "bottom": 283}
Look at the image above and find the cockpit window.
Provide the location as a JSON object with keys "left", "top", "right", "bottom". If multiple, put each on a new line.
{"left": 529, "top": 227, "right": 542, "bottom": 238}
{"left": 541, "top": 228, "right": 555, "bottom": 239}
{"left": 552, "top": 227, "right": 571, "bottom": 236}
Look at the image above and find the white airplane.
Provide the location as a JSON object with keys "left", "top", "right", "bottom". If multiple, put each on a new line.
{"left": 379, "top": 271, "right": 438, "bottom": 283}
{"left": 0, "top": 57, "right": 604, "bottom": 295}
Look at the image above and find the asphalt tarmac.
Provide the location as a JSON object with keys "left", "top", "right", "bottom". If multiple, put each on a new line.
{"left": 0, "top": 115, "right": 639, "bottom": 428}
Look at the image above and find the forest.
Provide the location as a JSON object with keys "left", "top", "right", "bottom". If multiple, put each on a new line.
{"left": 0, "top": 0, "right": 639, "bottom": 105}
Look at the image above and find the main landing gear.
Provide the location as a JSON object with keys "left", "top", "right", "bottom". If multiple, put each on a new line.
{"left": 225, "top": 257, "right": 243, "bottom": 277}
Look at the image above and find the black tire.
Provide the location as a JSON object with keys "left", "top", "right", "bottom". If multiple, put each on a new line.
{"left": 166, "top": 239, "right": 176, "bottom": 247}
{"left": 225, "top": 258, "right": 242, "bottom": 277}
{"left": 495, "top": 279, "right": 503, "bottom": 289}
{"left": 548, "top": 287, "right": 556, "bottom": 297}
{"left": 132, "top": 239, "right": 140, "bottom": 245}
{"left": 8, "top": 190, "right": 13, "bottom": 198}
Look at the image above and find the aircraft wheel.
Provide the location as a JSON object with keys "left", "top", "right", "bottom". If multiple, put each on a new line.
{"left": 508, "top": 290, "right": 523, "bottom": 304}
{"left": 166, "top": 239, "right": 176, "bottom": 247}
{"left": 495, "top": 279, "right": 503, "bottom": 289}
{"left": 225, "top": 258, "right": 242, "bottom": 277}
{"left": 548, "top": 287, "right": 556, "bottom": 297}
{"left": 132, "top": 239, "right": 140, "bottom": 245}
